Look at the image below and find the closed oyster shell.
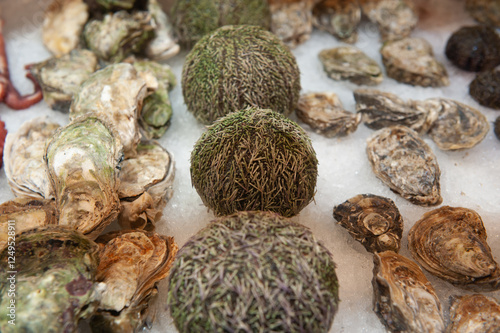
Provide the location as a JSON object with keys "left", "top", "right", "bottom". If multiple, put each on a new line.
{"left": 144, "top": 0, "right": 180, "bottom": 61}
{"left": 42, "top": 0, "right": 89, "bottom": 56}
{"left": 0, "top": 226, "right": 100, "bottom": 333}
{"left": 372, "top": 251, "right": 445, "bottom": 333}
{"left": 469, "top": 68, "right": 500, "bottom": 110}
{"left": 313, "top": 0, "right": 361, "bottom": 43}
{"left": 28, "top": 49, "right": 99, "bottom": 112}
{"left": 495, "top": 116, "right": 500, "bottom": 141}
{"left": 333, "top": 194, "right": 403, "bottom": 253}
{"left": 44, "top": 117, "right": 123, "bottom": 239}
{"left": 408, "top": 206, "right": 500, "bottom": 291}
{"left": 4, "top": 116, "right": 60, "bottom": 199}
{"left": 447, "top": 294, "right": 500, "bottom": 333}
{"left": 466, "top": 0, "right": 500, "bottom": 28}
{"left": 366, "top": 125, "right": 442, "bottom": 206}
{"left": 118, "top": 140, "right": 175, "bottom": 230}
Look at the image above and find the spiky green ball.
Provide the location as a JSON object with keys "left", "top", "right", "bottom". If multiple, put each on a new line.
{"left": 190, "top": 107, "right": 317, "bottom": 217}
{"left": 171, "top": 0, "right": 271, "bottom": 47}
{"left": 182, "top": 25, "right": 301, "bottom": 124}
{"left": 167, "top": 211, "right": 339, "bottom": 333}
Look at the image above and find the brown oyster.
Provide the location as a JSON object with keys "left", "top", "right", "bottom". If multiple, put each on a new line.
{"left": 366, "top": 125, "right": 442, "bottom": 206}
{"left": 319, "top": 46, "right": 383, "bottom": 86}
{"left": 91, "top": 230, "right": 178, "bottom": 332}
{"left": 296, "top": 92, "right": 361, "bottom": 137}
{"left": 447, "top": 294, "right": 500, "bottom": 333}
{"left": 117, "top": 140, "right": 175, "bottom": 230}
{"left": 372, "top": 251, "right": 445, "bottom": 333}
{"left": 3, "top": 116, "right": 60, "bottom": 199}
{"left": 408, "top": 206, "right": 500, "bottom": 291}
{"left": 381, "top": 37, "right": 449, "bottom": 87}
{"left": 466, "top": 0, "right": 500, "bottom": 28}
{"left": 333, "top": 194, "right": 403, "bottom": 253}
{"left": 495, "top": 116, "right": 500, "bottom": 141}
{"left": 469, "top": 68, "right": 500, "bottom": 110}
{"left": 312, "top": 0, "right": 361, "bottom": 43}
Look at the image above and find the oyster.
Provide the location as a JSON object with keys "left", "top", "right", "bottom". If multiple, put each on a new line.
{"left": 296, "top": 92, "right": 361, "bottom": 137}
{"left": 118, "top": 140, "right": 175, "bottom": 230}
{"left": 495, "top": 116, "right": 500, "bottom": 141}
{"left": 372, "top": 251, "right": 445, "bottom": 333}
{"left": 312, "top": 0, "right": 361, "bottom": 43}
{"left": 366, "top": 125, "right": 442, "bottom": 206}
{"left": 469, "top": 68, "right": 500, "bottom": 110}
{"left": 70, "top": 63, "right": 151, "bottom": 158}
{"left": 28, "top": 49, "right": 99, "bottom": 112}
{"left": 333, "top": 194, "right": 403, "bottom": 253}
{"left": 94, "top": 0, "right": 137, "bottom": 10}
{"left": 361, "top": 0, "right": 418, "bottom": 41}
{"left": 91, "top": 230, "right": 178, "bottom": 332}
{"left": 466, "top": 0, "right": 500, "bottom": 28}
{"left": 408, "top": 206, "right": 500, "bottom": 291}
{"left": 42, "top": 0, "right": 89, "bottom": 56}
{"left": 447, "top": 294, "right": 500, "bottom": 333}
{"left": 44, "top": 117, "right": 123, "bottom": 239}
{"left": 4, "top": 116, "right": 60, "bottom": 199}
{"left": 0, "top": 226, "right": 100, "bottom": 333}
{"left": 83, "top": 11, "right": 154, "bottom": 63}
{"left": 144, "top": 0, "right": 180, "bottom": 61}
{"left": 0, "top": 198, "right": 57, "bottom": 250}
{"left": 381, "top": 37, "right": 449, "bottom": 87}
{"left": 319, "top": 46, "right": 383, "bottom": 86}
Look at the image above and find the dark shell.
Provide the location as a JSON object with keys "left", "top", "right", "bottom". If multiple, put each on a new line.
{"left": 447, "top": 294, "right": 500, "bottom": 333}
{"left": 445, "top": 25, "right": 500, "bottom": 72}
{"left": 333, "top": 194, "right": 403, "bottom": 253}
{"left": 466, "top": 0, "right": 500, "bottom": 29}
{"left": 495, "top": 116, "right": 500, "bottom": 141}
{"left": 469, "top": 68, "right": 500, "bottom": 109}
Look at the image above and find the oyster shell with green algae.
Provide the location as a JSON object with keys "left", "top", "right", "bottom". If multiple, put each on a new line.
{"left": 372, "top": 251, "right": 445, "bottom": 333}
{"left": 90, "top": 229, "right": 178, "bottom": 332}
{"left": 44, "top": 117, "right": 123, "bottom": 240}
{"left": 28, "top": 49, "right": 99, "bottom": 112}
{"left": 313, "top": 0, "right": 361, "bottom": 44}
{"left": 167, "top": 211, "right": 339, "bottom": 333}
{"left": 70, "top": 63, "right": 152, "bottom": 158}
{"left": 447, "top": 294, "right": 500, "bottom": 333}
{"left": 0, "top": 197, "right": 58, "bottom": 250}
{"left": 3, "top": 116, "right": 60, "bottom": 200}
{"left": 408, "top": 206, "right": 500, "bottom": 292}
{"left": 0, "top": 226, "right": 101, "bottom": 333}
{"left": 333, "top": 194, "right": 403, "bottom": 253}
{"left": 117, "top": 140, "right": 175, "bottom": 230}
{"left": 190, "top": 107, "right": 318, "bottom": 218}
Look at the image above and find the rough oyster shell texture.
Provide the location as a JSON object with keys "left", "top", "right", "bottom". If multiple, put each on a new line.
{"left": 144, "top": 0, "right": 180, "bottom": 61}
{"left": 366, "top": 125, "right": 442, "bottom": 206}
{"left": 372, "top": 251, "right": 445, "bottom": 333}
{"left": 313, "top": 0, "right": 361, "bottom": 43}
{"left": 469, "top": 68, "right": 500, "bottom": 110}
{"left": 447, "top": 294, "right": 500, "bottom": 333}
{"left": 466, "top": 0, "right": 500, "bottom": 28}
{"left": 408, "top": 206, "right": 500, "bottom": 291}
{"left": 44, "top": 117, "right": 123, "bottom": 240}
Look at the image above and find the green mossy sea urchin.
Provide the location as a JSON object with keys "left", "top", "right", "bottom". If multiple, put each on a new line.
{"left": 182, "top": 25, "right": 301, "bottom": 125}
{"left": 190, "top": 107, "right": 318, "bottom": 218}
{"left": 167, "top": 211, "right": 340, "bottom": 333}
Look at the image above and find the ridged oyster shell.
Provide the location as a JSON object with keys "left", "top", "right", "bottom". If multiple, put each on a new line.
{"left": 447, "top": 294, "right": 500, "bottom": 333}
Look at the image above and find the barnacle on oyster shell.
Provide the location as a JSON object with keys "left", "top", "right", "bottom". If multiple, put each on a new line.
{"left": 372, "top": 251, "right": 445, "bottom": 333}
{"left": 447, "top": 294, "right": 500, "bottom": 333}
{"left": 408, "top": 206, "right": 500, "bottom": 291}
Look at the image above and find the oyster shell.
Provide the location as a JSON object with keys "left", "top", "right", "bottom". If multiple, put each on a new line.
{"left": 447, "top": 294, "right": 500, "bottom": 333}
{"left": 94, "top": 0, "right": 137, "bottom": 10}
{"left": 296, "top": 92, "right": 361, "bottom": 137}
{"left": 466, "top": 0, "right": 500, "bottom": 28}
{"left": 4, "top": 116, "right": 60, "bottom": 199}
{"left": 91, "top": 230, "right": 178, "bottom": 332}
{"left": 118, "top": 140, "right": 175, "bottom": 230}
{"left": 28, "top": 49, "right": 99, "bottom": 112}
{"left": 333, "top": 194, "right": 403, "bottom": 253}
{"left": 495, "top": 116, "right": 500, "bottom": 141}
{"left": 70, "top": 63, "right": 151, "bottom": 158}
{"left": 83, "top": 11, "right": 154, "bottom": 63}
{"left": 469, "top": 68, "right": 500, "bottom": 110}
{"left": 144, "top": 0, "right": 180, "bottom": 61}
{"left": 408, "top": 206, "right": 500, "bottom": 291}
{"left": 381, "top": 37, "right": 449, "bottom": 87}
{"left": 312, "top": 0, "right": 361, "bottom": 43}
{"left": 0, "top": 226, "right": 100, "bottom": 333}
{"left": 42, "top": 0, "right": 89, "bottom": 56}
{"left": 44, "top": 117, "right": 123, "bottom": 239}
{"left": 366, "top": 125, "right": 442, "bottom": 206}
{"left": 372, "top": 251, "right": 445, "bottom": 333}
{"left": 319, "top": 46, "right": 383, "bottom": 86}
{"left": 0, "top": 198, "right": 57, "bottom": 250}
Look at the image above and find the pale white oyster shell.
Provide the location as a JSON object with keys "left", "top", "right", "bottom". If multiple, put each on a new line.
{"left": 145, "top": 0, "right": 180, "bottom": 61}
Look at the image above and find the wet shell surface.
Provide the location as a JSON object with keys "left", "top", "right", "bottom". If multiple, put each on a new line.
{"left": 333, "top": 194, "right": 403, "bottom": 253}
{"left": 469, "top": 68, "right": 500, "bottom": 110}
{"left": 366, "top": 125, "right": 442, "bottom": 206}
{"left": 372, "top": 251, "right": 445, "bottom": 333}
{"left": 447, "top": 294, "right": 500, "bottom": 333}
{"left": 313, "top": 0, "right": 361, "bottom": 43}
{"left": 408, "top": 206, "right": 500, "bottom": 291}
{"left": 381, "top": 37, "right": 449, "bottom": 87}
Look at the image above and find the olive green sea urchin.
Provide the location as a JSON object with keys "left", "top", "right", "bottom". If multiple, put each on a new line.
{"left": 167, "top": 211, "right": 339, "bottom": 333}
{"left": 171, "top": 0, "right": 271, "bottom": 47}
{"left": 190, "top": 107, "right": 318, "bottom": 217}
{"left": 182, "top": 25, "right": 301, "bottom": 124}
